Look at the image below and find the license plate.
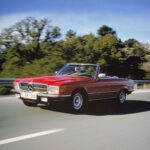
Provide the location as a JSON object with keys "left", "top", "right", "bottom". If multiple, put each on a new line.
{"left": 41, "top": 97, "right": 48, "bottom": 102}
{"left": 20, "top": 92, "right": 37, "bottom": 100}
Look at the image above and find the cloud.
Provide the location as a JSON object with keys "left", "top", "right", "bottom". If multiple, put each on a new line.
{"left": 0, "top": 12, "right": 150, "bottom": 42}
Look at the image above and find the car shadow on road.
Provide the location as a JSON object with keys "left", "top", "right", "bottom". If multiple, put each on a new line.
{"left": 40, "top": 100, "right": 150, "bottom": 116}
{"left": 84, "top": 100, "right": 150, "bottom": 116}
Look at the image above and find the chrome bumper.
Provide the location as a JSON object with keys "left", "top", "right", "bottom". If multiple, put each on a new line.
{"left": 11, "top": 89, "right": 71, "bottom": 101}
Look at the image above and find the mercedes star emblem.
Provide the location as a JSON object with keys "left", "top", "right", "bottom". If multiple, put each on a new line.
{"left": 28, "top": 84, "right": 34, "bottom": 91}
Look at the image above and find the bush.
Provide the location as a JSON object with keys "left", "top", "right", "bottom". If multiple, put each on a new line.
{"left": 0, "top": 87, "right": 12, "bottom": 95}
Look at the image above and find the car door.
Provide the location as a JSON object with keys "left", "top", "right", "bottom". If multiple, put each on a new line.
{"left": 87, "top": 77, "right": 119, "bottom": 101}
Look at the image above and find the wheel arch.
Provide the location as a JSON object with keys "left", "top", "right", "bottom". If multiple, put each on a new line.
{"left": 120, "top": 87, "right": 131, "bottom": 95}
{"left": 71, "top": 87, "right": 88, "bottom": 100}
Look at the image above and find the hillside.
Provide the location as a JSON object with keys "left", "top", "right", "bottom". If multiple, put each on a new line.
{"left": 141, "top": 43, "right": 150, "bottom": 51}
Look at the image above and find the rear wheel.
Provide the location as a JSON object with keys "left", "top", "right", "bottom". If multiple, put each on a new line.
{"left": 72, "top": 91, "right": 87, "bottom": 112}
{"left": 117, "top": 90, "right": 126, "bottom": 105}
{"left": 22, "top": 99, "right": 37, "bottom": 107}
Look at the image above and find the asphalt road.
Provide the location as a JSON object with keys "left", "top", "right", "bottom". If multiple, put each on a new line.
{"left": 0, "top": 90, "right": 150, "bottom": 150}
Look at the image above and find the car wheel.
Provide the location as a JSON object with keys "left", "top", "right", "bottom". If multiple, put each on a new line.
{"left": 22, "top": 99, "right": 37, "bottom": 107}
{"left": 72, "top": 92, "right": 86, "bottom": 112}
{"left": 117, "top": 90, "right": 126, "bottom": 104}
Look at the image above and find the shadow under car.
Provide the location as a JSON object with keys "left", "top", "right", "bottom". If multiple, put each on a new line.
{"left": 40, "top": 99, "right": 150, "bottom": 116}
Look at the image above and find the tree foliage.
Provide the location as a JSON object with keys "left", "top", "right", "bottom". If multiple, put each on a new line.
{"left": 97, "top": 25, "right": 116, "bottom": 36}
{"left": 0, "top": 17, "right": 149, "bottom": 79}
{"left": 66, "top": 29, "right": 76, "bottom": 39}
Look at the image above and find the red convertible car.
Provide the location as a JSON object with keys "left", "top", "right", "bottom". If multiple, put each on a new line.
{"left": 12, "top": 63, "right": 134, "bottom": 112}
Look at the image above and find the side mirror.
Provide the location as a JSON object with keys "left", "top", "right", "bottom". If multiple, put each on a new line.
{"left": 98, "top": 73, "right": 106, "bottom": 78}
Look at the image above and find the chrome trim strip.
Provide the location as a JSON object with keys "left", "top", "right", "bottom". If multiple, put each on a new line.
{"left": 38, "top": 93, "right": 71, "bottom": 98}
{"left": 88, "top": 97, "right": 116, "bottom": 101}
{"left": 67, "top": 63, "right": 97, "bottom": 66}
{"left": 88, "top": 91, "right": 118, "bottom": 95}
{"left": 92, "top": 85, "right": 119, "bottom": 87}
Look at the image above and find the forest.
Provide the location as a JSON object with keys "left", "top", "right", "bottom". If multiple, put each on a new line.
{"left": 0, "top": 17, "right": 150, "bottom": 80}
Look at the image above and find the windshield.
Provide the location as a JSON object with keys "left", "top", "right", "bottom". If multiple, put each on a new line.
{"left": 57, "top": 64, "right": 97, "bottom": 78}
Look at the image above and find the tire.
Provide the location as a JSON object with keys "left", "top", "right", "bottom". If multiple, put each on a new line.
{"left": 72, "top": 91, "right": 87, "bottom": 112}
{"left": 22, "top": 99, "right": 37, "bottom": 107}
{"left": 117, "top": 90, "right": 126, "bottom": 105}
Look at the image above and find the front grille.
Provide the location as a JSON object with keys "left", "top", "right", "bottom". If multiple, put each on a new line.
{"left": 19, "top": 82, "right": 48, "bottom": 92}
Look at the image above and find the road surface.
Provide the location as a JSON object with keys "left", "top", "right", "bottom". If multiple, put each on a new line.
{"left": 0, "top": 90, "right": 150, "bottom": 150}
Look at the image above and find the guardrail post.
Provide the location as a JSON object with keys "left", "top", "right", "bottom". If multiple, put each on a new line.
{"left": 134, "top": 84, "right": 138, "bottom": 89}
{"left": 143, "top": 84, "right": 147, "bottom": 89}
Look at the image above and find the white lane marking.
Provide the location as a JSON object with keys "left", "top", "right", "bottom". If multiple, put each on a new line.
{"left": 0, "top": 129, "right": 64, "bottom": 145}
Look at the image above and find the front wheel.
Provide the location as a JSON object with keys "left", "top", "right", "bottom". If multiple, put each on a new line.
{"left": 117, "top": 90, "right": 126, "bottom": 105}
{"left": 72, "top": 92, "right": 86, "bottom": 112}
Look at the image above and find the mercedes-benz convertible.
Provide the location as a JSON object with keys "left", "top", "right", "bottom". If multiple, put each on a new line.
{"left": 12, "top": 63, "right": 134, "bottom": 112}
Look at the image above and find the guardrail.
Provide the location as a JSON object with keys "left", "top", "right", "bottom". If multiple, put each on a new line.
{"left": 0, "top": 78, "right": 16, "bottom": 86}
{"left": 0, "top": 78, "right": 150, "bottom": 89}
{"left": 134, "top": 80, "right": 150, "bottom": 89}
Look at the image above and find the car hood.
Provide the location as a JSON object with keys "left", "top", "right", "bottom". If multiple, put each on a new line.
{"left": 15, "top": 75, "right": 92, "bottom": 86}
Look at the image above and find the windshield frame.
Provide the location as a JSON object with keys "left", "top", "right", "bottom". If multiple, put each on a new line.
{"left": 56, "top": 63, "right": 100, "bottom": 79}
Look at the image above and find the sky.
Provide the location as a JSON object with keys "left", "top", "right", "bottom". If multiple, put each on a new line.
{"left": 0, "top": 0, "right": 150, "bottom": 42}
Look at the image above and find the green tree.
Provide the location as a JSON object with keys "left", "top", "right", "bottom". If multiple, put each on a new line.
{"left": 97, "top": 25, "right": 116, "bottom": 36}
{"left": 66, "top": 29, "right": 76, "bottom": 38}
{"left": 123, "top": 39, "right": 146, "bottom": 57}
{"left": 124, "top": 39, "right": 139, "bottom": 48}
{"left": 0, "top": 17, "right": 62, "bottom": 77}
{"left": 0, "top": 18, "right": 148, "bottom": 80}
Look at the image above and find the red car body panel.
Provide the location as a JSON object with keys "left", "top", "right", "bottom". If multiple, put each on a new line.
{"left": 15, "top": 75, "right": 92, "bottom": 86}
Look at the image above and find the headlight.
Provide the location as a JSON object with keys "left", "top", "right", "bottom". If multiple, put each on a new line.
{"left": 14, "top": 82, "right": 20, "bottom": 90}
{"left": 47, "top": 86, "right": 59, "bottom": 94}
